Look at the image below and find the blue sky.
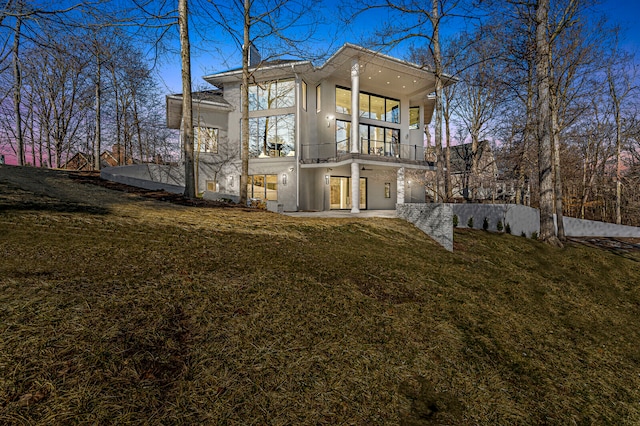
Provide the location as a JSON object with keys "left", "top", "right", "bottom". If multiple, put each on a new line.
{"left": 156, "top": 0, "right": 640, "bottom": 94}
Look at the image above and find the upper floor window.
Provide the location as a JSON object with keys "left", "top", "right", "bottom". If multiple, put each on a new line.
{"left": 248, "top": 79, "right": 295, "bottom": 111}
{"left": 335, "top": 86, "right": 400, "bottom": 124}
{"left": 249, "top": 114, "right": 295, "bottom": 158}
{"left": 409, "top": 106, "right": 420, "bottom": 129}
{"left": 194, "top": 126, "right": 218, "bottom": 153}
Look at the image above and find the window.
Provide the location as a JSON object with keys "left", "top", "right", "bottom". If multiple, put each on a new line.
{"left": 249, "top": 114, "right": 295, "bottom": 158}
{"left": 336, "top": 120, "right": 351, "bottom": 153}
{"left": 336, "top": 86, "right": 399, "bottom": 123}
{"left": 316, "top": 84, "right": 322, "bottom": 113}
{"left": 248, "top": 79, "right": 295, "bottom": 111}
{"left": 409, "top": 106, "right": 420, "bottom": 129}
{"left": 302, "top": 80, "right": 307, "bottom": 111}
{"left": 338, "top": 120, "right": 399, "bottom": 156}
{"left": 193, "top": 126, "right": 218, "bottom": 153}
{"left": 247, "top": 174, "right": 278, "bottom": 201}
{"left": 335, "top": 87, "right": 351, "bottom": 114}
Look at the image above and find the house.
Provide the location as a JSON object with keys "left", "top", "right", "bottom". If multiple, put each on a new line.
{"left": 449, "top": 140, "right": 498, "bottom": 201}
{"left": 166, "top": 43, "right": 455, "bottom": 211}
{"left": 61, "top": 145, "right": 123, "bottom": 171}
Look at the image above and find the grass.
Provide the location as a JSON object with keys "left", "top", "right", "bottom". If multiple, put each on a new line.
{"left": 1, "top": 165, "right": 640, "bottom": 424}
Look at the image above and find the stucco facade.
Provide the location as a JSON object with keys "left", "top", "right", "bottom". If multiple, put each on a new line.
{"left": 166, "top": 44, "right": 453, "bottom": 211}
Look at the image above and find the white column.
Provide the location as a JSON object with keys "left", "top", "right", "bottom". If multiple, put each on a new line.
{"left": 397, "top": 167, "right": 405, "bottom": 205}
{"left": 350, "top": 59, "right": 360, "bottom": 154}
{"left": 351, "top": 162, "right": 360, "bottom": 213}
{"left": 350, "top": 58, "right": 360, "bottom": 213}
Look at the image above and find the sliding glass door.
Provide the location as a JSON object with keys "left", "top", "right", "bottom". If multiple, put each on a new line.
{"left": 330, "top": 177, "right": 366, "bottom": 210}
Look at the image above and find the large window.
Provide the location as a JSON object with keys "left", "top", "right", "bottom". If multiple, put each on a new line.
{"left": 335, "top": 86, "right": 400, "bottom": 124}
{"left": 248, "top": 79, "right": 295, "bottom": 111}
{"left": 337, "top": 119, "right": 399, "bottom": 156}
{"left": 193, "top": 126, "right": 218, "bottom": 153}
{"left": 335, "top": 87, "right": 350, "bottom": 114}
{"left": 249, "top": 114, "right": 295, "bottom": 158}
{"left": 247, "top": 175, "right": 278, "bottom": 200}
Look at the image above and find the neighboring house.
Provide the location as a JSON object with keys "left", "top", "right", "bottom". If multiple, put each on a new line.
{"left": 166, "top": 43, "right": 454, "bottom": 211}
{"left": 449, "top": 140, "right": 498, "bottom": 201}
{"left": 62, "top": 144, "right": 135, "bottom": 171}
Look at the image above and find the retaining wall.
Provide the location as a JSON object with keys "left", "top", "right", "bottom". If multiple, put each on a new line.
{"left": 101, "top": 165, "right": 185, "bottom": 194}
{"left": 396, "top": 203, "right": 454, "bottom": 251}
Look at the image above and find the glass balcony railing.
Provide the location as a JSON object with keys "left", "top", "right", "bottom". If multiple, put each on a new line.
{"left": 301, "top": 138, "right": 428, "bottom": 163}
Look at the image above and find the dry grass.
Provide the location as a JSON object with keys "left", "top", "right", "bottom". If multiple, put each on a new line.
{"left": 1, "top": 165, "right": 640, "bottom": 425}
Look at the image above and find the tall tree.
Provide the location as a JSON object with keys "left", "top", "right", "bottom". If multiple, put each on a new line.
{"left": 179, "top": 0, "right": 195, "bottom": 198}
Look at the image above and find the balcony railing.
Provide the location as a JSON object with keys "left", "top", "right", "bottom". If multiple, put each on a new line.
{"left": 301, "top": 138, "right": 427, "bottom": 164}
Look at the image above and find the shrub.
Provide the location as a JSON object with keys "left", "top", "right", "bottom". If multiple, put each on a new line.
{"left": 453, "top": 214, "right": 459, "bottom": 228}
{"left": 483, "top": 217, "right": 489, "bottom": 231}
{"left": 467, "top": 217, "right": 474, "bottom": 228}
{"left": 505, "top": 223, "right": 511, "bottom": 234}
{"left": 497, "top": 220, "right": 504, "bottom": 232}
{"left": 531, "top": 231, "right": 539, "bottom": 240}
{"left": 521, "top": 231, "right": 527, "bottom": 237}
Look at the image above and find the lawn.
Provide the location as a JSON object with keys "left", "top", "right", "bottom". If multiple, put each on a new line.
{"left": 1, "top": 165, "right": 640, "bottom": 425}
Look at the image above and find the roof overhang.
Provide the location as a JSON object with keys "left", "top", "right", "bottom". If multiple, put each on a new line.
{"left": 166, "top": 94, "right": 234, "bottom": 129}
{"left": 315, "top": 43, "right": 456, "bottom": 102}
{"left": 203, "top": 61, "right": 314, "bottom": 87}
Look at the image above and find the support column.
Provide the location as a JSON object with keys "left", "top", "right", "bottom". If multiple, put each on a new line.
{"left": 397, "top": 167, "right": 405, "bottom": 205}
{"left": 351, "top": 162, "right": 360, "bottom": 213}
{"left": 350, "top": 58, "right": 361, "bottom": 213}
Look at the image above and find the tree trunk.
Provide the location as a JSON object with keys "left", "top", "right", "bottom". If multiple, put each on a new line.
{"left": 535, "top": 0, "right": 561, "bottom": 246}
{"left": 179, "top": 0, "right": 195, "bottom": 198}
{"left": 94, "top": 49, "right": 101, "bottom": 170}
{"left": 550, "top": 87, "right": 565, "bottom": 240}
{"left": 444, "top": 109, "right": 452, "bottom": 202}
{"left": 239, "top": 0, "right": 250, "bottom": 205}
{"left": 13, "top": 14, "right": 24, "bottom": 166}
{"left": 431, "top": 0, "right": 444, "bottom": 202}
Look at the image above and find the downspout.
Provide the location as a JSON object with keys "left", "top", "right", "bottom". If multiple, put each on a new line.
{"left": 292, "top": 63, "right": 300, "bottom": 210}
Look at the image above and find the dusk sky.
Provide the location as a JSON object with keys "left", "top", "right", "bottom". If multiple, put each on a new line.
{"left": 157, "top": 0, "right": 640, "bottom": 94}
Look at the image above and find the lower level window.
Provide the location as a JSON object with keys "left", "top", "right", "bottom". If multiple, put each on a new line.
{"left": 247, "top": 174, "right": 278, "bottom": 200}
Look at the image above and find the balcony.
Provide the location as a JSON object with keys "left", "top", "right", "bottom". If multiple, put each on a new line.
{"left": 300, "top": 138, "right": 433, "bottom": 167}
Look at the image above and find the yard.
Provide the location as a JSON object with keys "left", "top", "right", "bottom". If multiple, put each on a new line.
{"left": 1, "top": 165, "right": 640, "bottom": 424}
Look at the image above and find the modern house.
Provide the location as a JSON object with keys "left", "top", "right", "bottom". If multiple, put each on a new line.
{"left": 166, "top": 43, "right": 454, "bottom": 212}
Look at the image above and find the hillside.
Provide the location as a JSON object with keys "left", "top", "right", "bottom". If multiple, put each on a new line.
{"left": 1, "top": 165, "right": 640, "bottom": 425}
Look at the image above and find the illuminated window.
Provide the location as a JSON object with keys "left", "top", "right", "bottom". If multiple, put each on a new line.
{"left": 247, "top": 174, "right": 278, "bottom": 201}
{"left": 316, "top": 84, "right": 322, "bottom": 112}
{"left": 409, "top": 106, "right": 420, "bottom": 129}
{"left": 336, "top": 86, "right": 399, "bottom": 123}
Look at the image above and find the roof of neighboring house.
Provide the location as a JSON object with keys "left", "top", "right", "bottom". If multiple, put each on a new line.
{"left": 449, "top": 140, "right": 493, "bottom": 174}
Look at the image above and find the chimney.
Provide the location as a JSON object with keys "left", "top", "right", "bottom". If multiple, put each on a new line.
{"left": 112, "top": 143, "right": 124, "bottom": 165}
{"left": 248, "top": 43, "right": 261, "bottom": 67}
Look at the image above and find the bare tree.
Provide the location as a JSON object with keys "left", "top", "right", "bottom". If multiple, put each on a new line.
{"left": 606, "top": 48, "right": 638, "bottom": 224}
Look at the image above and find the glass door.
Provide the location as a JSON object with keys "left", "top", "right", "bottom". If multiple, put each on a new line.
{"left": 330, "top": 177, "right": 366, "bottom": 210}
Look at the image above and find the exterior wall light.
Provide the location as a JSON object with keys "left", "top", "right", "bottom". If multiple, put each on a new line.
{"left": 325, "top": 175, "right": 330, "bottom": 185}
{"left": 325, "top": 114, "right": 334, "bottom": 127}
{"left": 282, "top": 173, "right": 287, "bottom": 185}
{"left": 228, "top": 175, "right": 234, "bottom": 187}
